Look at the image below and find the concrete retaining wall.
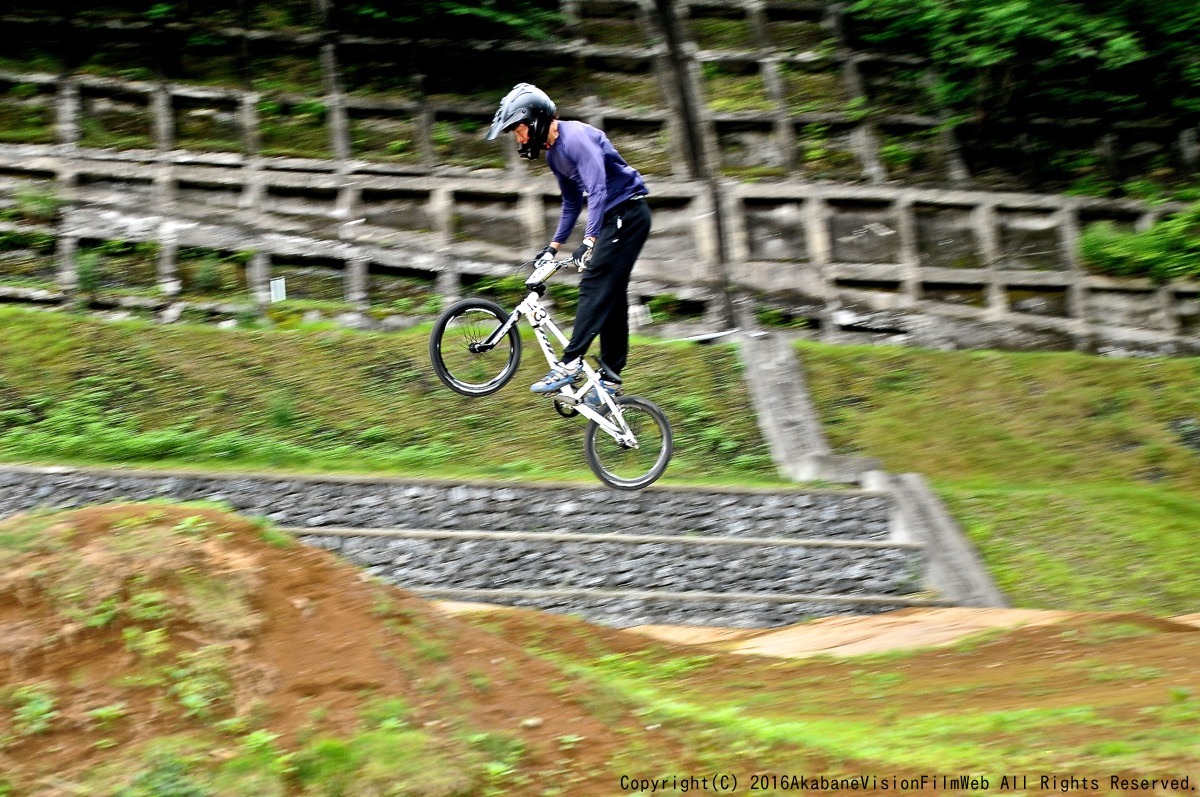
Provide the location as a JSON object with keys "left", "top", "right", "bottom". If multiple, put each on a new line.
{"left": 297, "top": 529, "right": 919, "bottom": 596}
{"left": 0, "top": 466, "right": 892, "bottom": 539}
{"left": 0, "top": 465, "right": 928, "bottom": 626}
{"left": 400, "top": 591, "right": 921, "bottom": 629}
{"left": 0, "top": 0, "right": 1196, "bottom": 353}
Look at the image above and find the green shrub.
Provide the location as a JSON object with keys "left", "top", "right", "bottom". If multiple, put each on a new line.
{"left": 193, "top": 257, "right": 227, "bottom": 294}
{"left": 9, "top": 684, "right": 58, "bottom": 736}
{"left": 646, "top": 293, "right": 705, "bottom": 324}
{"left": 115, "top": 754, "right": 212, "bottom": 797}
{"left": 76, "top": 251, "right": 103, "bottom": 295}
{"left": 13, "top": 187, "right": 61, "bottom": 223}
{"left": 1079, "top": 202, "right": 1200, "bottom": 283}
{"left": 342, "top": 0, "right": 561, "bottom": 39}
{"left": 755, "top": 307, "right": 809, "bottom": 329}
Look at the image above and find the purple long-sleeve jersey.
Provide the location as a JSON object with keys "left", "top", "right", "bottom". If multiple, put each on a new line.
{"left": 545, "top": 120, "right": 649, "bottom": 243}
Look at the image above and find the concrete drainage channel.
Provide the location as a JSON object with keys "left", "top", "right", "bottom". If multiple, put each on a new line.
{"left": 732, "top": 322, "right": 1009, "bottom": 615}
{"left": 0, "top": 465, "right": 959, "bottom": 628}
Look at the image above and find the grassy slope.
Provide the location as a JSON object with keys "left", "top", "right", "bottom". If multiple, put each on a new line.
{"left": 4, "top": 306, "right": 1200, "bottom": 613}
{"left": 4, "top": 504, "right": 1199, "bottom": 795}
{"left": 797, "top": 340, "right": 1200, "bottom": 614}
{"left": 476, "top": 609, "right": 1200, "bottom": 779}
{"left": 0, "top": 307, "right": 780, "bottom": 486}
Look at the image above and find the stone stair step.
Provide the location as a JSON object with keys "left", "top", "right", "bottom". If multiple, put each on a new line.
{"left": 403, "top": 587, "right": 949, "bottom": 629}
{"left": 0, "top": 466, "right": 896, "bottom": 542}
{"left": 287, "top": 526, "right": 922, "bottom": 601}
{"left": 284, "top": 526, "right": 919, "bottom": 550}
{"left": 0, "top": 466, "right": 927, "bottom": 625}
{"left": 409, "top": 586, "right": 945, "bottom": 607}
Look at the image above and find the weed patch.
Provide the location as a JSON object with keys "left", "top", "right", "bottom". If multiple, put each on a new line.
{"left": 0, "top": 306, "right": 779, "bottom": 485}
{"left": 798, "top": 340, "right": 1200, "bottom": 614}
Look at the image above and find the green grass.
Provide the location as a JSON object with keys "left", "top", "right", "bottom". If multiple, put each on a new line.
{"left": 942, "top": 483, "right": 1200, "bottom": 611}
{"left": 0, "top": 305, "right": 779, "bottom": 486}
{"left": 4, "top": 306, "right": 1200, "bottom": 613}
{"left": 5, "top": 503, "right": 1198, "bottom": 793}
{"left": 702, "top": 66, "right": 775, "bottom": 113}
{"left": 477, "top": 612, "right": 1200, "bottom": 781}
{"left": 797, "top": 340, "right": 1200, "bottom": 614}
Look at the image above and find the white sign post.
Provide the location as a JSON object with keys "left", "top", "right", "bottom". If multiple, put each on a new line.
{"left": 269, "top": 277, "right": 286, "bottom": 303}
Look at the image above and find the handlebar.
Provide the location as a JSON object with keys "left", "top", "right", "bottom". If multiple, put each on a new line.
{"left": 524, "top": 257, "right": 576, "bottom": 288}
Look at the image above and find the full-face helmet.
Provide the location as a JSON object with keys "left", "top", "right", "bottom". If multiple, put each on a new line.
{"left": 485, "top": 83, "right": 557, "bottom": 160}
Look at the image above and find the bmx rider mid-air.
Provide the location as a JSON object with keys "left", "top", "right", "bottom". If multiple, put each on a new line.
{"left": 485, "top": 82, "right": 652, "bottom": 408}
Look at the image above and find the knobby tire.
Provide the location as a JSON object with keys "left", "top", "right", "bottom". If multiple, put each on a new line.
{"left": 584, "top": 395, "right": 673, "bottom": 490}
{"left": 429, "top": 298, "right": 522, "bottom": 397}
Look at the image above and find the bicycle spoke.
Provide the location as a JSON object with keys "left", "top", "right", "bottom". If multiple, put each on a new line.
{"left": 430, "top": 300, "right": 521, "bottom": 396}
{"left": 441, "top": 312, "right": 502, "bottom": 383}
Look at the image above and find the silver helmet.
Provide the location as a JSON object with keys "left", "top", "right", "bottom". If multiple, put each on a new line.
{"left": 485, "top": 83, "right": 557, "bottom": 160}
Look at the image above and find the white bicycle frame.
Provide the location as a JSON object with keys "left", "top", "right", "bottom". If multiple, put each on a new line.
{"left": 476, "top": 259, "right": 639, "bottom": 448}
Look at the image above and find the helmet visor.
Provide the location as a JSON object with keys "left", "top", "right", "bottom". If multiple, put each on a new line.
{"left": 485, "top": 116, "right": 516, "bottom": 141}
{"left": 482, "top": 115, "right": 506, "bottom": 139}
{"left": 486, "top": 104, "right": 531, "bottom": 140}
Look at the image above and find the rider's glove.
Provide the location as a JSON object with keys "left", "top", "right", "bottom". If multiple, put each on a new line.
{"left": 571, "top": 239, "right": 594, "bottom": 271}
{"left": 535, "top": 245, "right": 556, "bottom": 263}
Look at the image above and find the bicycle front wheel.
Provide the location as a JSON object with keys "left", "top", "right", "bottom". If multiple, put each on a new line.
{"left": 585, "top": 396, "right": 673, "bottom": 490}
{"left": 429, "top": 298, "right": 522, "bottom": 397}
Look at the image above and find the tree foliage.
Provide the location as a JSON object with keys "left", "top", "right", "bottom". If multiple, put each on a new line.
{"left": 340, "top": 0, "right": 562, "bottom": 39}
{"left": 848, "top": 0, "right": 1200, "bottom": 123}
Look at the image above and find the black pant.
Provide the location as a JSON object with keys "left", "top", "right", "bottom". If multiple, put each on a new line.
{"left": 561, "top": 198, "right": 651, "bottom": 378}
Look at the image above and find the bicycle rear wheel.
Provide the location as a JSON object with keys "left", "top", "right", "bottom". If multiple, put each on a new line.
{"left": 585, "top": 396, "right": 673, "bottom": 490}
{"left": 429, "top": 298, "right": 522, "bottom": 397}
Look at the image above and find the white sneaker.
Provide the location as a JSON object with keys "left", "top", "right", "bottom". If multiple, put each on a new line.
{"left": 530, "top": 360, "right": 582, "bottom": 393}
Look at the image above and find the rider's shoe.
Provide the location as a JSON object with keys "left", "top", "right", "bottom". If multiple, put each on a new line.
{"left": 583, "top": 378, "right": 623, "bottom": 409}
{"left": 531, "top": 359, "right": 582, "bottom": 393}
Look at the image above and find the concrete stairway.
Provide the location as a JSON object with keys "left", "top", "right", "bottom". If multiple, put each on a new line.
{"left": 288, "top": 525, "right": 941, "bottom": 628}
{"left": 730, "top": 322, "right": 1007, "bottom": 612}
{"left": 0, "top": 465, "right": 945, "bottom": 628}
